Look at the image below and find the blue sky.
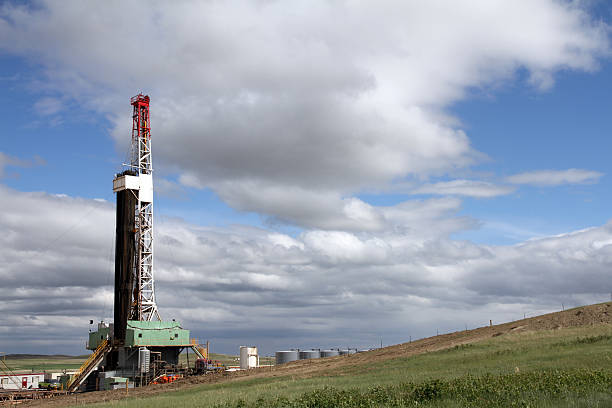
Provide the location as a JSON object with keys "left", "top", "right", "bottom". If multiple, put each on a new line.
{"left": 453, "top": 65, "right": 612, "bottom": 243}
{"left": 3, "top": 51, "right": 611, "bottom": 244}
{"left": 1, "top": 1, "right": 612, "bottom": 355}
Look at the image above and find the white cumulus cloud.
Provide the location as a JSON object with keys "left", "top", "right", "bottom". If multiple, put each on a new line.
{"left": 0, "top": 1, "right": 608, "bottom": 226}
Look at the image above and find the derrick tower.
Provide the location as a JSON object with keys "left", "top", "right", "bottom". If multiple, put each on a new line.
{"left": 128, "top": 93, "right": 159, "bottom": 322}
{"left": 113, "top": 94, "right": 160, "bottom": 343}
{"left": 68, "top": 95, "right": 201, "bottom": 393}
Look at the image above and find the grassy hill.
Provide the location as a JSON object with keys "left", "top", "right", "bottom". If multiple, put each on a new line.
{"left": 26, "top": 302, "right": 612, "bottom": 407}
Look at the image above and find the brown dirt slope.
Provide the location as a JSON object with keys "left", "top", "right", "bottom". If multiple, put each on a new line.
{"left": 19, "top": 301, "right": 612, "bottom": 407}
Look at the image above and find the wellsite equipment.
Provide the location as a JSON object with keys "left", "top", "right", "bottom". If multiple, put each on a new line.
{"left": 275, "top": 350, "right": 299, "bottom": 365}
{"left": 275, "top": 348, "right": 367, "bottom": 365}
{"left": 239, "top": 346, "right": 259, "bottom": 369}
{"left": 299, "top": 350, "right": 321, "bottom": 360}
{"left": 66, "top": 95, "right": 207, "bottom": 392}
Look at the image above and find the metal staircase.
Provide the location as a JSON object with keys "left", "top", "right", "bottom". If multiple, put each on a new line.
{"left": 190, "top": 338, "right": 208, "bottom": 359}
{"left": 67, "top": 339, "right": 111, "bottom": 392}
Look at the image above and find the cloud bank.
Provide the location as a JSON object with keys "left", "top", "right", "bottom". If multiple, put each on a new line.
{"left": 0, "top": 186, "right": 609, "bottom": 354}
{"left": 0, "top": 0, "right": 609, "bottom": 226}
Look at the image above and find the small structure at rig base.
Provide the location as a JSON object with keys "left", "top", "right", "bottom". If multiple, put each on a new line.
{"left": 88, "top": 321, "right": 190, "bottom": 351}
{"left": 86, "top": 320, "right": 192, "bottom": 388}
{"left": 239, "top": 346, "right": 259, "bottom": 369}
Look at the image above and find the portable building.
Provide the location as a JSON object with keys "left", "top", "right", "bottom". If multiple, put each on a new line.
{"left": 0, "top": 373, "right": 44, "bottom": 390}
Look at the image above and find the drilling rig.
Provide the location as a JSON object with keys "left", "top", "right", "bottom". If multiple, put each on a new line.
{"left": 66, "top": 95, "right": 206, "bottom": 392}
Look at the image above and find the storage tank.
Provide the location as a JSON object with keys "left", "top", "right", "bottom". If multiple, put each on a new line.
{"left": 240, "top": 346, "right": 258, "bottom": 369}
{"left": 320, "top": 349, "right": 340, "bottom": 358}
{"left": 339, "top": 349, "right": 356, "bottom": 356}
{"left": 275, "top": 350, "right": 299, "bottom": 365}
{"left": 299, "top": 350, "right": 321, "bottom": 360}
{"left": 138, "top": 347, "right": 150, "bottom": 373}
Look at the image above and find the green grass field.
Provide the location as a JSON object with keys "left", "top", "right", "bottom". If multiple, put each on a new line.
{"left": 1, "top": 355, "right": 87, "bottom": 373}
{"left": 86, "top": 323, "right": 612, "bottom": 408}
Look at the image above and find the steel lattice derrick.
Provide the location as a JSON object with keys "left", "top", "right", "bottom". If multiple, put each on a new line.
{"left": 129, "top": 94, "right": 160, "bottom": 322}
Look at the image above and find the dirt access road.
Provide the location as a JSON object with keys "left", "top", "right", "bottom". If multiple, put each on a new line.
{"left": 19, "top": 301, "right": 612, "bottom": 407}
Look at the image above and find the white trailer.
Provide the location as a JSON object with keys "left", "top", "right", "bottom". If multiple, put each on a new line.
{"left": 0, "top": 373, "right": 44, "bottom": 390}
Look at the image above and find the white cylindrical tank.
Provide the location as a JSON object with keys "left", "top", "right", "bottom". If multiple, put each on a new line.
{"left": 240, "top": 346, "right": 258, "bottom": 369}
{"left": 138, "top": 347, "right": 150, "bottom": 373}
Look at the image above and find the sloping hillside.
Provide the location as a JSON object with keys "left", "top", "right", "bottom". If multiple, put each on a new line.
{"left": 211, "top": 301, "right": 612, "bottom": 380}
{"left": 23, "top": 302, "right": 612, "bottom": 407}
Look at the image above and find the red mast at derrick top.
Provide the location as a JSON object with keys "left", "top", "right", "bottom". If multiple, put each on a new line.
{"left": 130, "top": 94, "right": 152, "bottom": 175}
{"left": 131, "top": 93, "right": 149, "bottom": 106}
